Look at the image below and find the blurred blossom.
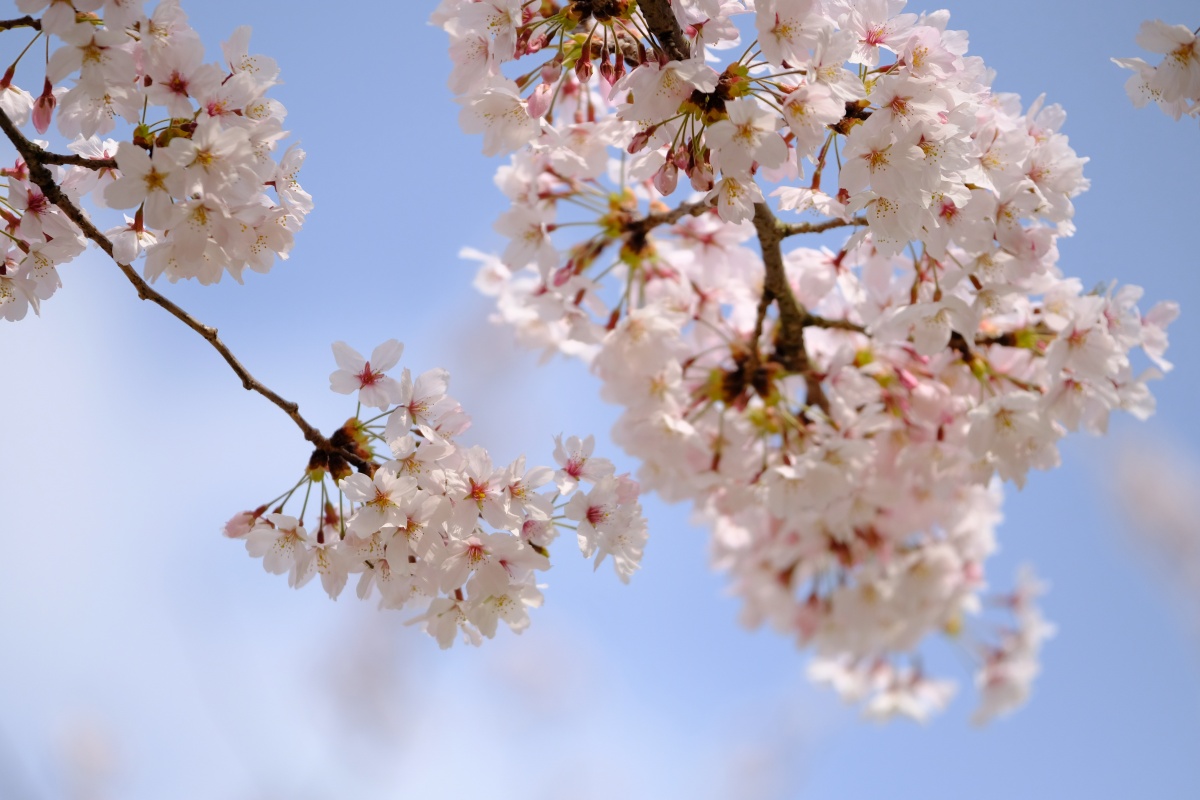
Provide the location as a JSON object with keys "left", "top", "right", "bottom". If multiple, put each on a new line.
{"left": 57, "top": 718, "right": 119, "bottom": 800}
{"left": 1113, "top": 436, "right": 1200, "bottom": 630}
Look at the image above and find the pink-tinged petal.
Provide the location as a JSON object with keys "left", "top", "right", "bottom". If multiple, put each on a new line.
{"left": 244, "top": 529, "right": 274, "bottom": 558}
{"left": 329, "top": 370, "right": 360, "bottom": 394}
{"left": 331, "top": 341, "right": 365, "bottom": 373}
{"left": 360, "top": 376, "right": 403, "bottom": 410}
{"left": 370, "top": 338, "right": 404, "bottom": 372}
{"left": 143, "top": 193, "right": 179, "bottom": 231}
{"left": 113, "top": 141, "right": 151, "bottom": 174}
{"left": 413, "top": 367, "right": 449, "bottom": 398}
{"left": 358, "top": 383, "right": 393, "bottom": 411}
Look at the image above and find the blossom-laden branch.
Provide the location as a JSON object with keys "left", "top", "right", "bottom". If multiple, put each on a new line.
{"left": 0, "top": 4, "right": 655, "bottom": 654}
{"left": 634, "top": 0, "right": 840, "bottom": 404}
{"left": 442, "top": 0, "right": 1179, "bottom": 723}
{"left": 0, "top": 106, "right": 356, "bottom": 469}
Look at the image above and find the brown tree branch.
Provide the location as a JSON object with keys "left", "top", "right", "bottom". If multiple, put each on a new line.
{"left": 778, "top": 215, "right": 868, "bottom": 239}
{"left": 0, "top": 106, "right": 368, "bottom": 472}
{"left": 751, "top": 201, "right": 830, "bottom": 412}
{"left": 806, "top": 314, "right": 866, "bottom": 333}
{"left": 636, "top": 0, "right": 691, "bottom": 61}
{"left": 38, "top": 151, "right": 118, "bottom": 170}
{"left": 751, "top": 203, "right": 807, "bottom": 372}
{"left": 625, "top": 199, "right": 708, "bottom": 240}
{"left": 0, "top": 16, "right": 40, "bottom": 32}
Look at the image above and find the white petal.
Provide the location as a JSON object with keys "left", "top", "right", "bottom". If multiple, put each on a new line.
{"left": 331, "top": 341, "right": 364, "bottom": 373}
{"left": 370, "top": 338, "right": 404, "bottom": 371}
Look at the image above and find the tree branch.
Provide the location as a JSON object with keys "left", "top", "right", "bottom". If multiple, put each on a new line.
{"left": 778, "top": 215, "right": 867, "bottom": 239}
{"left": 0, "top": 106, "right": 368, "bottom": 472}
{"left": 805, "top": 314, "right": 865, "bottom": 333}
{"left": 751, "top": 203, "right": 807, "bottom": 371}
{"left": 636, "top": 0, "right": 691, "bottom": 61}
{"left": 0, "top": 16, "right": 40, "bottom": 32}
{"left": 38, "top": 151, "right": 118, "bottom": 170}
{"left": 625, "top": 199, "right": 708, "bottom": 239}
{"left": 751, "top": 201, "right": 830, "bottom": 412}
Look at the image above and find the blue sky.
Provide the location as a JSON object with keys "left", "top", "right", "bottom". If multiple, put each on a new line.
{"left": 1, "top": 1, "right": 1198, "bottom": 797}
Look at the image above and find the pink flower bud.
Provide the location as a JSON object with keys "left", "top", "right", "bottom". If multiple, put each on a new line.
{"left": 627, "top": 125, "right": 656, "bottom": 154}
{"left": 541, "top": 59, "right": 563, "bottom": 83}
{"left": 574, "top": 57, "right": 592, "bottom": 83}
{"left": 612, "top": 53, "right": 626, "bottom": 81}
{"left": 652, "top": 161, "right": 678, "bottom": 195}
{"left": 225, "top": 506, "right": 265, "bottom": 538}
{"left": 527, "top": 83, "right": 553, "bottom": 119}
{"left": 552, "top": 264, "right": 573, "bottom": 287}
{"left": 32, "top": 78, "right": 55, "bottom": 135}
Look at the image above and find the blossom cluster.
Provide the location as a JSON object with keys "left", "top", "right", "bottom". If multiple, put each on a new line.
{"left": 439, "top": 0, "right": 1177, "bottom": 720}
{"left": 0, "top": 0, "right": 309, "bottom": 321}
{"left": 226, "top": 340, "right": 649, "bottom": 648}
{"left": 1114, "top": 20, "right": 1200, "bottom": 121}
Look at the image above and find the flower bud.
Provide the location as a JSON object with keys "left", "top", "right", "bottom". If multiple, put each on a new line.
{"left": 574, "top": 56, "right": 592, "bottom": 83}
{"left": 689, "top": 161, "right": 714, "bottom": 192}
{"left": 627, "top": 125, "right": 656, "bottom": 154}
{"left": 526, "top": 33, "right": 549, "bottom": 55}
{"left": 32, "top": 78, "right": 55, "bottom": 134}
{"left": 527, "top": 83, "right": 553, "bottom": 119}
{"left": 541, "top": 58, "right": 563, "bottom": 83}
{"left": 652, "top": 160, "right": 678, "bottom": 195}
{"left": 552, "top": 264, "right": 573, "bottom": 287}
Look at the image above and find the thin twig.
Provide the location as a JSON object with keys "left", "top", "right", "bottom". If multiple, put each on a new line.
{"left": 0, "top": 106, "right": 368, "bottom": 471}
{"left": 805, "top": 314, "right": 866, "bottom": 333}
{"left": 778, "top": 215, "right": 867, "bottom": 239}
{"left": 949, "top": 330, "right": 1021, "bottom": 358}
{"left": 38, "top": 151, "right": 118, "bottom": 169}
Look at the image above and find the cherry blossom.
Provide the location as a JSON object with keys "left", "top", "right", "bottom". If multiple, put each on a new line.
{"left": 1116, "top": 20, "right": 1200, "bottom": 119}
{"left": 329, "top": 340, "right": 405, "bottom": 410}
{"left": 433, "top": 0, "right": 1176, "bottom": 720}
{"left": 0, "top": 0, "right": 1182, "bottom": 731}
{"left": 231, "top": 342, "right": 647, "bottom": 648}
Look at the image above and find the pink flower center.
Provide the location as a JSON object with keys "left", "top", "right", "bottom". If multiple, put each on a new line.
{"left": 26, "top": 191, "right": 47, "bottom": 215}
{"left": 565, "top": 457, "right": 584, "bottom": 479}
{"left": 357, "top": 361, "right": 380, "bottom": 387}
{"left": 166, "top": 71, "right": 190, "bottom": 97}
{"left": 586, "top": 504, "right": 609, "bottom": 526}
